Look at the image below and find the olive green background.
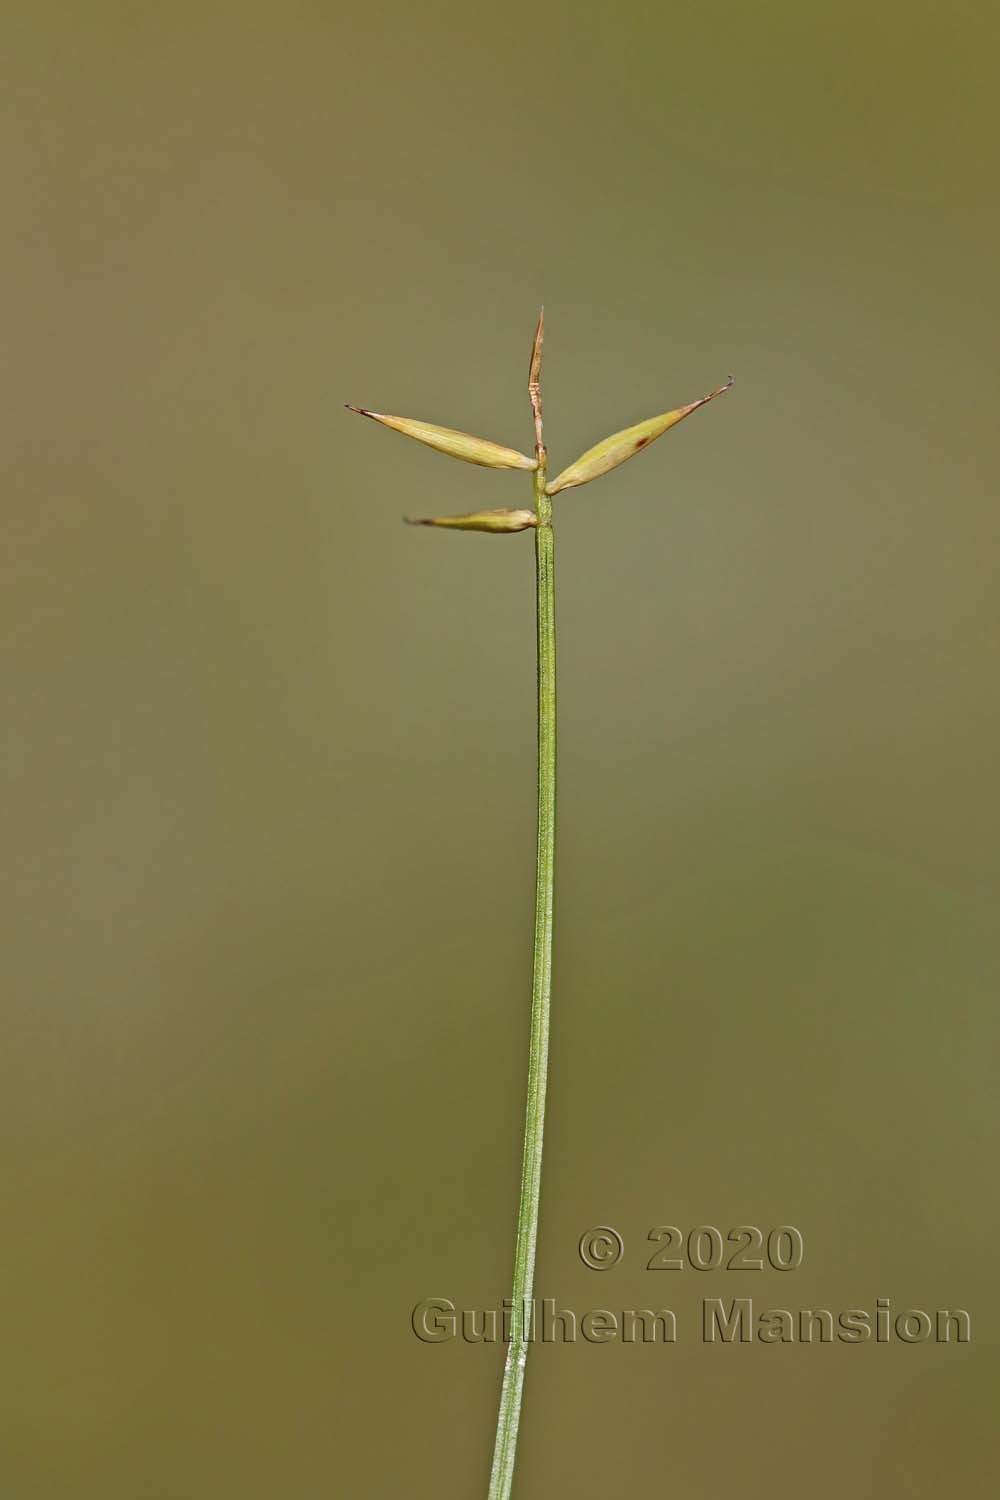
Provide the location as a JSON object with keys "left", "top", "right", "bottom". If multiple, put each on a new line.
{"left": 3, "top": 3, "right": 998, "bottom": 1496}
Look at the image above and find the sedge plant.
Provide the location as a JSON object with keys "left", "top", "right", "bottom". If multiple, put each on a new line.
{"left": 347, "top": 312, "right": 731, "bottom": 1499}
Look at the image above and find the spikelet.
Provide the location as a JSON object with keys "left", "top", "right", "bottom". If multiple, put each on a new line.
{"left": 346, "top": 406, "right": 537, "bottom": 471}
{"left": 404, "top": 508, "right": 537, "bottom": 534}
{"left": 546, "top": 377, "right": 733, "bottom": 496}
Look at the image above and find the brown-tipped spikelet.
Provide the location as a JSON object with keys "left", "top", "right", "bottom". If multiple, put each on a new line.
{"left": 345, "top": 406, "right": 537, "bottom": 471}
{"left": 404, "top": 508, "right": 537, "bottom": 534}
{"left": 545, "top": 376, "right": 733, "bottom": 495}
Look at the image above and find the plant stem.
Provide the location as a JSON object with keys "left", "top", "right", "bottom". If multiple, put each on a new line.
{"left": 487, "top": 316, "right": 555, "bottom": 1500}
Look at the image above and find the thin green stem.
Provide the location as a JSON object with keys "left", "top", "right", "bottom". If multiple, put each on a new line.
{"left": 487, "top": 450, "right": 555, "bottom": 1500}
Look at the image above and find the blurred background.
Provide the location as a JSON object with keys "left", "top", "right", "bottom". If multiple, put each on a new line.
{"left": 2, "top": 3, "right": 998, "bottom": 1496}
